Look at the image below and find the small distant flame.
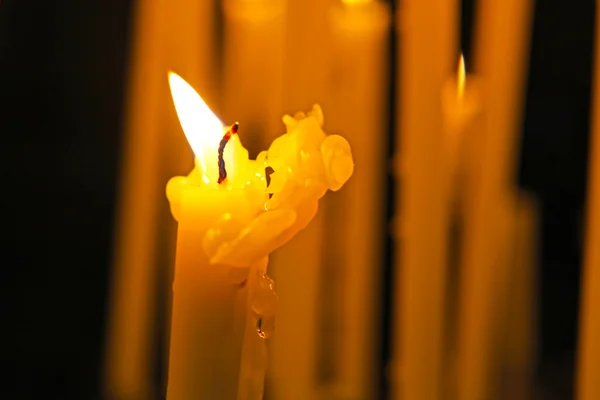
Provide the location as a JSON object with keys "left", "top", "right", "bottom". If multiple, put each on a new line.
{"left": 168, "top": 71, "right": 228, "bottom": 183}
{"left": 457, "top": 53, "right": 466, "bottom": 100}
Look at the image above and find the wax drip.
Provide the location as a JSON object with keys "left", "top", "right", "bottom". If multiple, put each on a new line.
{"left": 218, "top": 122, "right": 239, "bottom": 184}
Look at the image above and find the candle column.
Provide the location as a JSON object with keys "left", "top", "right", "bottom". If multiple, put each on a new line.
{"left": 324, "top": 1, "right": 390, "bottom": 398}
{"left": 221, "top": 0, "right": 285, "bottom": 157}
{"left": 392, "top": 0, "right": 457, "bottom": 398}
{"left": 167, "top": 188, "right": 251, "bottom": 400}
{"left": 576, "top": 2, "right": 600, "bottom": 396}
{"left": 455, "top": 0, "right": 534, "bottom": 398}
{"left": 104, "top": 0, "right": 218, "bottom": 398}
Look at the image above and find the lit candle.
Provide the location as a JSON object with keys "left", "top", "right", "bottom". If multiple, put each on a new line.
{"left": 441, "top": 54, "right": 482, "bottom": 207}
{"left": 165, "top": 73, "right": 354, "bottom": 399}
{"left": 322, "top": 0, "right": 390, "bottom": 397}
{"left": 576, "top": 3, "right": 600, "bottom": 397}
{"left": 392, "top": 0, "right": 458, "bottom": 399}
{"left": 456, "top": 0, "right": 534, "bottom": 398}
{"left": 440, "top": 54, "right": 482, "bottom": 397}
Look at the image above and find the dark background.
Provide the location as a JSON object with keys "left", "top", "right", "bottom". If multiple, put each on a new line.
{"left": 0, "top": 0, "right": 594, "bottom": 398}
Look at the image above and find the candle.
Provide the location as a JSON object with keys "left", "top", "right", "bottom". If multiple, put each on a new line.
{"left": 456, "top": 0, "right": 534, "bottom": 398}
{"left": 104, "top": 1, "right": 218, "bottom": 397}
{"left": 221, "top": 0, "right": 285, "bottom": 157}
{"left": 441, "top": 54, "right": 482, "bottom": 206}
{"left": 392, "top": 0, "right": 458, "bottom": 399}
{"left": 576, "top": 4, "right": 600, "bottom": 397}
{"left": 322, "top": 1, "right": 390, "bottom": 398}
{"left": 267, "top": 0, "right": 332, "bottom": 396}
{"left": 501, "top": 193, "right": 539, "bottom": 400}
{"left": 440, "top": 54, "right": 482, "bottom": 396}
{"left": 165, "top": 73, "right": 354, "bottom": 399}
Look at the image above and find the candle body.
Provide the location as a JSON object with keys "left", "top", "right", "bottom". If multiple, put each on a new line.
{"left": 456, "top": 0, "right": 533, "bottom": 399}
{"left": 576, "top": 3, "right": 600, "bottom": 396}
{"left": 167, "top": 188, "right": 249, "bottom": 400}
{"left": 267, "top": 1, "right": 331, "bottom": 397}
{"left": 268, "top": 214, "right": 325, "bottom": 400}
{"left": 105, "top": 0, "right": 218, "bottom": 397}
{"left": 393, "top": 0, "right": 457, "bottom": 399}
{"left": 222, "top": 0, "right": 285, "bottom": 156}
{"left": 323, "top": 2, "right": 390, "bottom": 398}
{"left": 284, "top": 0, "right": 332, "bottom": 111}
{"left": 502, "top": 193, "right": 539, "bottom": 400}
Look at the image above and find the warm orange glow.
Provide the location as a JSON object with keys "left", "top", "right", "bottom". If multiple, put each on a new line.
{"left": 341, "top": 0, "right": 372, "bottom": 4}
{"left": 457, "top": 53, "right": 466, "bottom": 100}
{"left": 168, "top": 71, "right": 230, "bottom": 183}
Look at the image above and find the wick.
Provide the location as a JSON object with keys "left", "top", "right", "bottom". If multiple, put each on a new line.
{"left": 218, "top": 122, "right": 239, "bottom": 184}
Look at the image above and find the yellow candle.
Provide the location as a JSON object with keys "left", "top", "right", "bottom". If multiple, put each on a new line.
{"left": 104, "top": 0, "right": 218, "bottom": 397}
{"left": 221, "top": 0, "right": 285, "bottom": 156}
{"left": 324, "top": 1, "right": 390, "bottom": 397}
{"left": 576, "top": 3, "right": 600, "bottom": 396}
{"left": 441, "top": 54, "right": 482, "bottom": 204}
{"left": 501, "top": 192, "right": 539, "bottom": 400}
{"left": 165, "top": 73, "right": 354, "bottom": 399}
{"left": 456, "top": 0, "right": 534, "bottom": 398}
{"left": 392, "top": 0, "right": 458, "bottom": 398}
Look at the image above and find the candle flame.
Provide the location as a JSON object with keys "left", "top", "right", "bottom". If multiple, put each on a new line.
{"left": 457, "top": 53, "right": 466, "bottom": 100}
{"left": 341, "top": 0, "right": 372, "bottom": 4}
{"left": 168, "top": 71, "right": 225, "bottom": 183}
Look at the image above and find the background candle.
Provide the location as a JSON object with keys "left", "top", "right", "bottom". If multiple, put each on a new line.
{"left": 104, "top": 0, "right": 218, "bottom": 398}
{"left": 221, "top": 0, "right": 285, "bottom": 157}
{"left": 266, "top": 1, "right": 331, "bottom": 397}
{"left": 322, "top": 1, "right": 390, "bottom": 398}
{"left": 392, "top": 0, "right": 457, "bottom": 398}
{"left": 501, "top": 192, "right": 539, "bottom": 400}
{"left": 576, "top": 3, "right": 600, "bottom": 396}
{"left": 456, "top": 0, "right": 534, "bottom": 398}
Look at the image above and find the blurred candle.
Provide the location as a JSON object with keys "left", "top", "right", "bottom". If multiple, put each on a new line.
{"left": 322, "top": 0, "right": 390, "bottom": 398}
{"left": 576, "top": 3, "right": 600, "bottom": 397}
{"left": 268, "top": 1, "right": 332, "bottom": 398}
{"left": 221, "top": 0, "right": 285, "bottom": 157}
{"left": 456, "top": 0, "right": 533, "bottom": 399}
{"left": 392, "top": 0, "right": 457, "bottom": 399}
{"left": 441, "top": 54, "right": 482, "bottom": 202}
{"left": 502, "top": 192, "right": 539, "bottom": 400}
{"left": 104, "top": 1, "right": 218, "bottom": 398}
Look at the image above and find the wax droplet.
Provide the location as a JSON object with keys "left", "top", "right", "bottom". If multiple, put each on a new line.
{"left": 255, "top": 315, "right": 275, "bottom": 339}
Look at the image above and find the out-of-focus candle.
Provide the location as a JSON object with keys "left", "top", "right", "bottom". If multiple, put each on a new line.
{"left": 104, "top": 1, "right": 218, "bottom": 398}
{"left": 392, "top": 0, "right": 458, "bottom": 399}
{"left": 501, "top": 192, "right": 539, "bottom": 400}
{"left": 321, "top": 1, "right": 390, "bottom": 398}
{"left": 456, "top": 0, "right": 533, "bottom": 399}
{"left": 221, "top": 0, "right": 285, "bottom": 157}
{"left": 165, "top": 73, "right": 354, "bottom": 400}
{"left": 441, "top": 54, "right": 481, "bottom": 202}
{"left": 576, "top": 4, "right": 600, "bottom": 397}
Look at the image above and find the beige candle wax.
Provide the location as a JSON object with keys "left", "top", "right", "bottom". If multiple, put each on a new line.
{"left": 104, "top": 1, "right": 218, "bottom": 398}
{"left": 322, "top": 1, "right": 390, "bottom": 398}
{"left": 456, "top": 0, "right": 534, "bottom": 399}
{"left": 392, "top": 0, "right": 458, "bottom": 399}
{"left": 221, "top": 0, "right": 285, "bottom": 157}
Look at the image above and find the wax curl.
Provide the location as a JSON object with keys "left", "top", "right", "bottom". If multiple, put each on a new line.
{"left": 167, "top": 105, "right": 354, "bottom": 267}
